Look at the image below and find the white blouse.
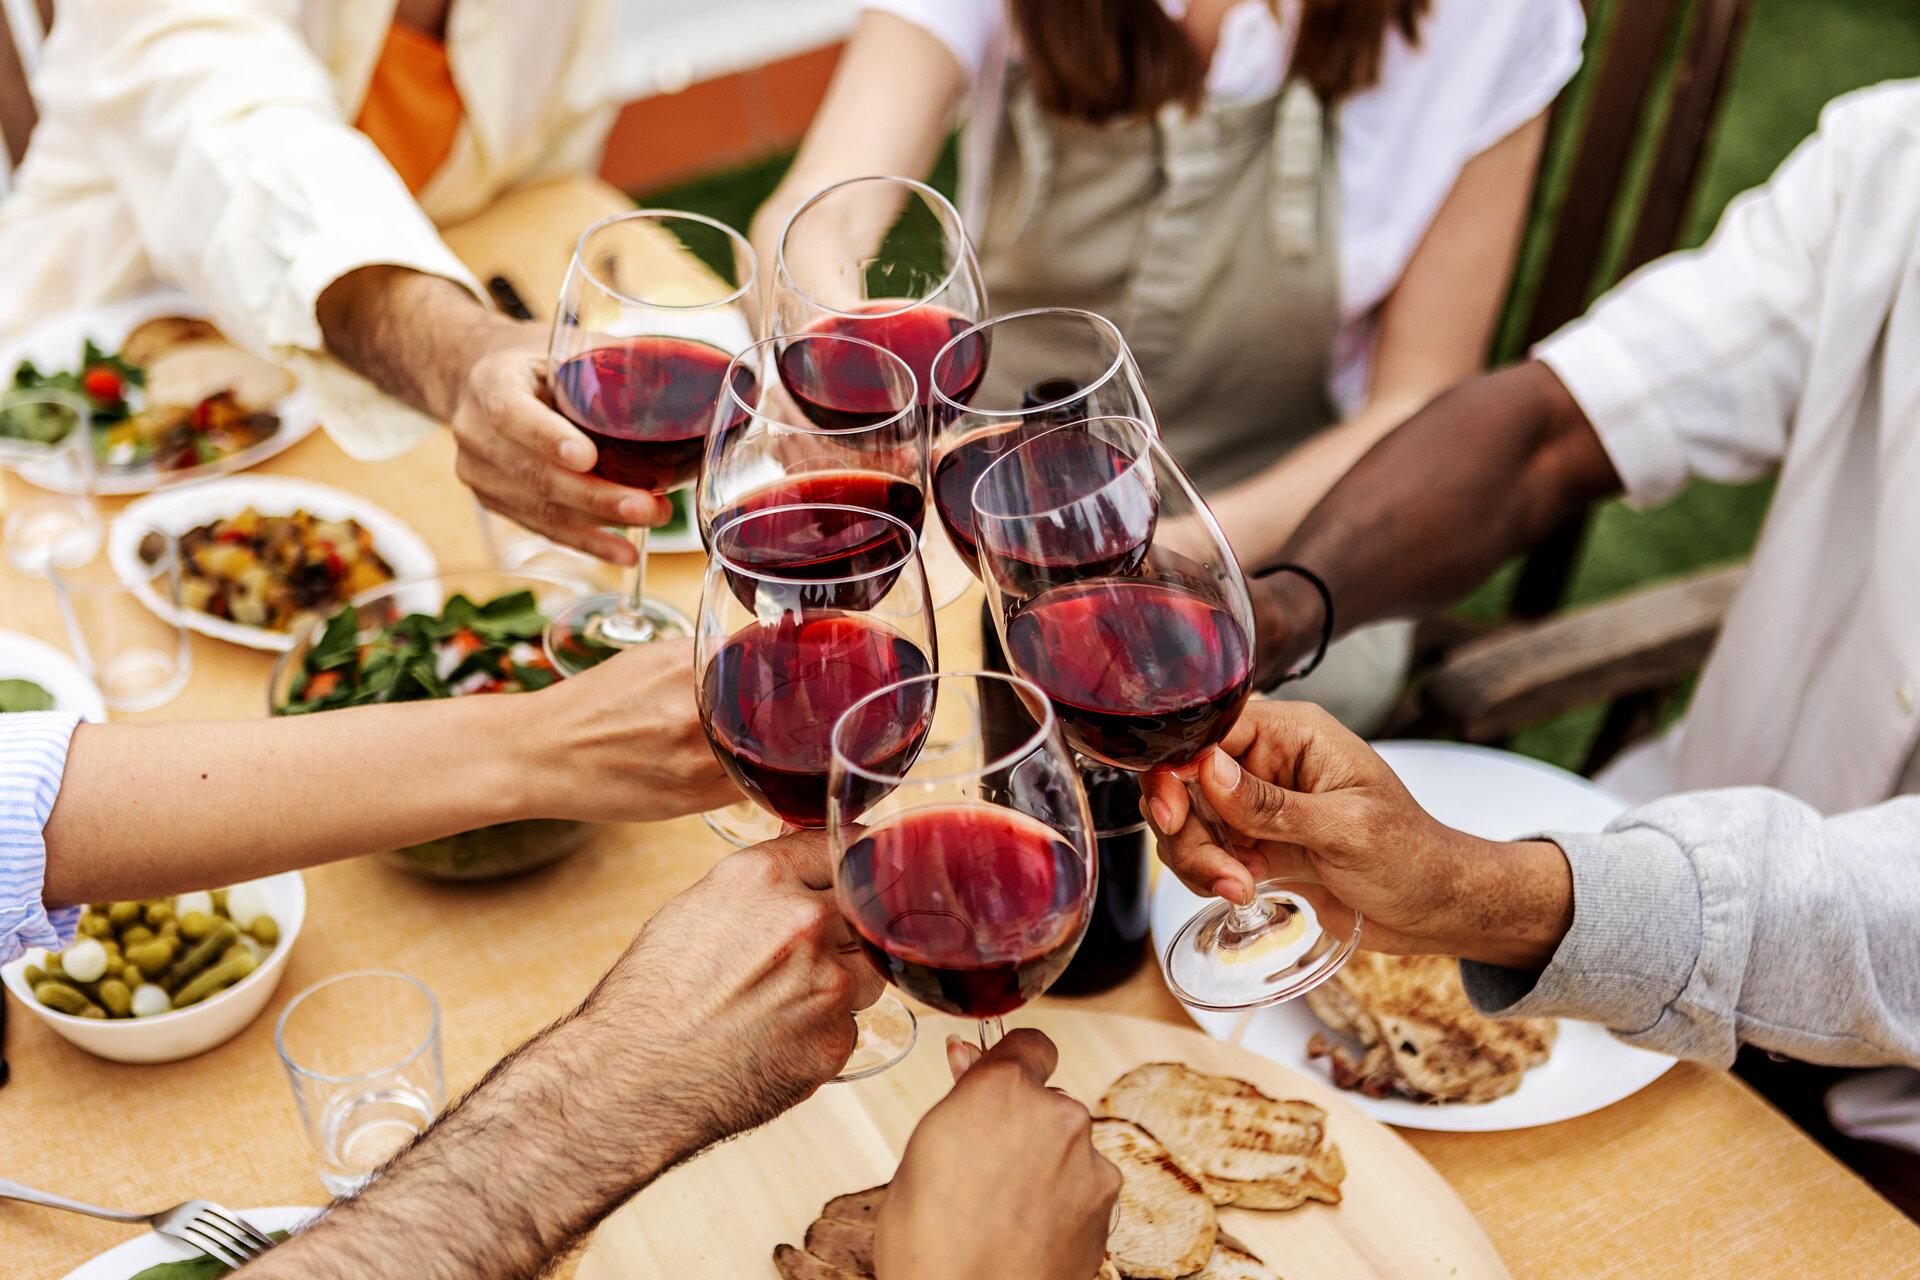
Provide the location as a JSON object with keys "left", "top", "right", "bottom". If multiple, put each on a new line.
{"left": 863, "top": 0, "right": 1586, "bottom": 413}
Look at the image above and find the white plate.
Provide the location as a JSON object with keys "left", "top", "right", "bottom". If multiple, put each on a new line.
{"left": 0, "top": 628, "right": 107, "bottom": 721}
{"left": 58, "top": 1206, "right": 321, "bottom": 1280}
{"left": 1150, "top": 740, "right": 1675, "bottom": 1131}
{"left": 109, "top": 477, "right": 440, "bottom": 652}
{"left": 2, "top": 293, "right": 320, "bottom": 495}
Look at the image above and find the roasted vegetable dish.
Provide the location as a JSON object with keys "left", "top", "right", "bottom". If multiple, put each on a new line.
{"left": 281, "top": 590, "right": 560, "bottom": 713}
{"left": 169, "top": 508, "right": 396, "bottom": 632}
{"left": 1, "top": 319, "right": 287, "bottom": 473}
{"left": 24, "top": 888, "right": 280, "bottom": 1019}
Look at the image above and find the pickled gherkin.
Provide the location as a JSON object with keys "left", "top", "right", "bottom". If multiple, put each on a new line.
{"left": 30, "top": 891, "right": 281, "bottom": 1020}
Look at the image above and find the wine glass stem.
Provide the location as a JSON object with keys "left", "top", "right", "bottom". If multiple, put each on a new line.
{"left": 614, "top": 522, "right": 655, "bottom": 640}
{"left": 1184, "top": 777, "right": 1277, "bottom": 938}
{"left": 978, "top": 1016, "right": 1004, "bottom": 1053}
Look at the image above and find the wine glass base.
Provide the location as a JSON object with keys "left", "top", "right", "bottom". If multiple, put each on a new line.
{"left": 834, "top": 993, "right": 919, "bottom": 1082}
{"left": 702, "top": 800, "right": 785, "bottom": 848}
{"left": 1162, "top": 879, "right": 1362, "bottom": 1012}
{"left": 545, "top": 592, "right": 694, "bottom": 675}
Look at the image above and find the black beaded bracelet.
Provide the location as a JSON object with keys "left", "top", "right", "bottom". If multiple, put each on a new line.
{"left": 1252, "top": 562, "right": 1334, "bottom": 685}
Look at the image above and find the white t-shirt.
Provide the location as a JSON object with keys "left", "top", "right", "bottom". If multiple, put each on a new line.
{"left": 864, "top": 0, "right": 1586, "bottom": 413}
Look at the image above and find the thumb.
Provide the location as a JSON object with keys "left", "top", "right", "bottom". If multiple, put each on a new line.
{"left": 945, "top": 1036, "right": 983, "bottom": 1080}
{"left": 1199, "top": 748, "right": 1340, "bottom": 853}
{"left": 966, "top": 1028, "right": 1059, "bottom": 1088}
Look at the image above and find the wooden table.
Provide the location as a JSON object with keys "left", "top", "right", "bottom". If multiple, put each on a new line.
{"left": 4, "top": 180, "right": 1918, "bottom": 1280}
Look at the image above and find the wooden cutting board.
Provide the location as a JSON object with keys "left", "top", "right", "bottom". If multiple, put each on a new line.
{"left": 578, "top": 1008, "right": 1511, "bottom": 1280}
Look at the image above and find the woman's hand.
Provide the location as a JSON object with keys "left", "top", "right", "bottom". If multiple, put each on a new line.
{"left": 875, "top": 1030, "right": 1121, "bottom": 1280}
{"left": 527, "top": 639, "right": 740, "bottom": 824}
{"left": 1140, "top": 701, "right": 1573, "bottom": 964}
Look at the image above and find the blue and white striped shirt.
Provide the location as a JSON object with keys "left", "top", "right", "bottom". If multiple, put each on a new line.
{"left": 1, "top": 712, "right": 82, "bottom": 963}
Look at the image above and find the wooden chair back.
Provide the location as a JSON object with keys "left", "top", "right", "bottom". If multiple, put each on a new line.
{"left": 1505, "top": 0, "right": 1755, "bottom": 619}
{"left": 0, "top": 0, "right": 52, "bottom": 190}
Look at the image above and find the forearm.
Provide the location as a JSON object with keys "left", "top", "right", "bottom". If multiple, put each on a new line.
{"left": 42, "top": 697, "right": 540, "bottom": 904}
{"left": 1211, "top": 396, "right": 1427, "bottom": 567}
{"left": 1463, "top": 790, "right": 1920, "bottom": 1068}
{"left": 316, "top": 266, "right": 527, "bottom": 422}
{"left": 1249, "top": 361, "right": 1618, "bottom": 684}
{"left": 239, "top": 999, "right": 697, "bottom": 1280}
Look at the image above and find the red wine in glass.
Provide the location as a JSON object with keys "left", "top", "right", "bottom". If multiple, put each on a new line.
{"left": 931, "top": 424, "right": 1027, "bottom": 569}
{"left": 1003, "top": 580, "right": 1253, "bottom": 770}
{"left": 701, "top": 612, "right": 934, "bottom": 826}
{"left": 710, "top": 478, "right": 921, "bottom": 611}
{"left": 777, "top": 330, "right": 915, "bottom": 431}
{"left": 553, "top": 336, "right": 752, "bottom": 492}
{"left": 972, "top": 424, "right": 1156, "bottom": 600}
{"left": 838, "top": 804, "right": 1090, "bottom": 1019}
{"left": 803, "top": 305, "right": 986, "bottom": 414}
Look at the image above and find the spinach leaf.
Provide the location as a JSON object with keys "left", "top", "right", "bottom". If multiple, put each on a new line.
{"left": 0, "top": 678, "right": 55, "bottom": 713}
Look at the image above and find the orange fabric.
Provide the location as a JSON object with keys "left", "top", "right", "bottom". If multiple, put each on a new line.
{"left": 355, "top": 22, "right": 464, "bottom": 195}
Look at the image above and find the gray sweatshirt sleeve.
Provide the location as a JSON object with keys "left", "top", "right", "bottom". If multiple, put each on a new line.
{"left": 1458, "top": 786, "right": 1920, "bottom": 1068}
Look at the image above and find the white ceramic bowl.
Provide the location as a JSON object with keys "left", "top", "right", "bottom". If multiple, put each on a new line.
{"left": 1, "top": 872, "right": 305, "bottom": 1064}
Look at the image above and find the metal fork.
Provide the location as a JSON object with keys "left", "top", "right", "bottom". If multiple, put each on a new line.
{"left": 0, "top": 1178, "right": 277, "bottom": 1267}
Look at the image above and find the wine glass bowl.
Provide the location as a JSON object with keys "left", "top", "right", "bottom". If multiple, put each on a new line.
{"left": 928, "top": 308, "right": 1155, "bottom": 576}
{"left": 772, "top": 175, "right": 989, "bottom": 412}
{"left": 544, "top": 209, "right": 758, "bottom": 672}
{"left": 973, "top": 417, "right": 1359, "bottom": 1011}
{"left": 829, "top": 671, "right": 1095, "bottom": 1045}
{"left": 696, "top": 505, "right": 937, "bottom": 831}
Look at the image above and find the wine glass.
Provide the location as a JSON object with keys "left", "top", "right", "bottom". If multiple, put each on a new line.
{"left": 973, "top": 415, "right": 1362, "bottom": 1012}
{"left": 927, "top": 307, "right": 1155, "bottom": 579}
{"left": 772, "top": 175, "right": 987, "bottom": 607}
{"left": 697, "top": 504, "right": 938, "bottom": 1077}
{"left": 694, "top": 333, "right": 925, "bottom": 848}
{"left": 543, "top": 209, "right": 758, "bottom": 675}
{"left": 0, "top": 388, "right": 102, "bottom": 577}
{"left": 829, "top": 670, "right": 1096, "bottom": 1054}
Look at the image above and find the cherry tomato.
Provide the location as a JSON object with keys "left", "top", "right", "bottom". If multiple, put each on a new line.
{"left": 82, "top": 367, "right": 124, "bottom": 403}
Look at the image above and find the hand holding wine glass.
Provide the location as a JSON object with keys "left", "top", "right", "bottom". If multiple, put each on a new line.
{"left": 974, "top": 416, "right": 1361, "bottom": 1012}
{"left": 543, "top": 210, "right": 758, "bottom": 674}
{"left": 875, "top": 1028, "right": 1122, "bottom": 1280}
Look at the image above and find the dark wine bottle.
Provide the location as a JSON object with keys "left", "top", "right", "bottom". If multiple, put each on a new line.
{"left": 979, "top": 605, "right": 1152, "bottom": 994}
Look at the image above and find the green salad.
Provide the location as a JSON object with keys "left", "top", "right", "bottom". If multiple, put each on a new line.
{"left": 280, "top": 590, "right": 561, "bottom": 715}
{"left": 0, "top": 678, "right": 55, "bottom": 713}
{"left": 1, "top": 340, "right": 143, "bottom": 444}
{"left": 128, "top": 1232, "right": 290, "bottom": 1279}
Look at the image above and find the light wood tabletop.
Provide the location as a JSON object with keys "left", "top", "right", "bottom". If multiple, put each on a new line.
{"left": 3, "top": 177, "right": 1917, "bottom": 1280}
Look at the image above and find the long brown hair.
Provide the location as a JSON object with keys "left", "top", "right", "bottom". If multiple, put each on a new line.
{"left": 1007, "top": 0, "right": 1431, "bottom": 122}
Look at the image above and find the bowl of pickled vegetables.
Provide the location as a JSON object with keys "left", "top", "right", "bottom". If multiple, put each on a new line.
{"left": 267, "top": 569, "right": 601, "bottom": 881}
{"left": 0, "top": 874, "right": 304, "bottom": 1063}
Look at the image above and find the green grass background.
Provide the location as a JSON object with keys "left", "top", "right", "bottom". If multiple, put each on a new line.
{"left": 646, "top": 0, "right": 1920, "bottom": 770}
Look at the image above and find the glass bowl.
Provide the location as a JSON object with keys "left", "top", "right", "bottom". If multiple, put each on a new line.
{"left": 268, "top": 569, "right": 596, "bottom": 881}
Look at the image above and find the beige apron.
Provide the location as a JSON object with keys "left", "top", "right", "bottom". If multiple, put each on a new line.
{"left": 974, "top": 71, "right": 1411, "bottom": 731}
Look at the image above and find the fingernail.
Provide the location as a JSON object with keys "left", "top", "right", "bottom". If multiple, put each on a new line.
{"left": 1207, "top": 750, "right": 1240, "bottom": 790}
{"left": 944, "top": 1034, "right": 969, "bottom": 1074}
{"left": 1212, "top": 876, "right": 1252, "bottom": 906}
{"left": 619, "top": 496, "right": 655, "bottom": 523}
{"left": 1148, "top": 798, "right": 1175, "bottom": 834}
{"left": 1244, "top": 852, "right": 1271, "bottom": 881}
{"left": 560, "top": 439, "right": 594, "bottom": 470}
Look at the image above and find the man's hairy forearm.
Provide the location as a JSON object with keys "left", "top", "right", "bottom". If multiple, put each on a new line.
{"left": 1250, "top": 361, "right": 1619, "bottom": 683}
{"left": 240, "top": 990, "right": 697, "bottom": 1280}
{"left": 317, "top": 266, "right": 524, "bottom": 421}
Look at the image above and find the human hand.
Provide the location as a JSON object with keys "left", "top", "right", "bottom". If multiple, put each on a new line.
{"left": 449, "top": 335, "right": 671, "bottom": 565}
{"left": 526, "top": 638, "right": 739, "bottom": 823}
{"left": 874, "top": 1030, "right": 1121, "bottom": 1280}
{"left": 1140, "top": 701, "right": 1573, "bottom": 964}
{"left": 578, "top": 832, "right": 887, "bottom": 1157}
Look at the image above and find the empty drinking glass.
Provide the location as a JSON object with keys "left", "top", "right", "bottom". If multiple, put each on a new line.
{"left": 275, "top": 971, "right": 446, "bottom": 1197}
{"left": 1, "top": 389, "right": 101, "bottom": 577}
{"left": 50, "top": 525, "right": 190, "bottom": 712}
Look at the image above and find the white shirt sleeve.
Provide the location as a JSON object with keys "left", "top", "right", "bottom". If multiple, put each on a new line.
{"left": 0, "top": 713, "right": 82, "bottom": 964}
{"left": 860, "top": 0, "right": 1000, "bottom": 82}
{"left": 41, "top": 0, "right": 487, "bottom": 461}
{"left": 1532, "top": 90, "right": 1898, "bottom": 506}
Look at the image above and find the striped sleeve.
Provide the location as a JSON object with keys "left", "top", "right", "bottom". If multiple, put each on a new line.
{"left": 1, "top": 712, "right": 83, "bottom": 963}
